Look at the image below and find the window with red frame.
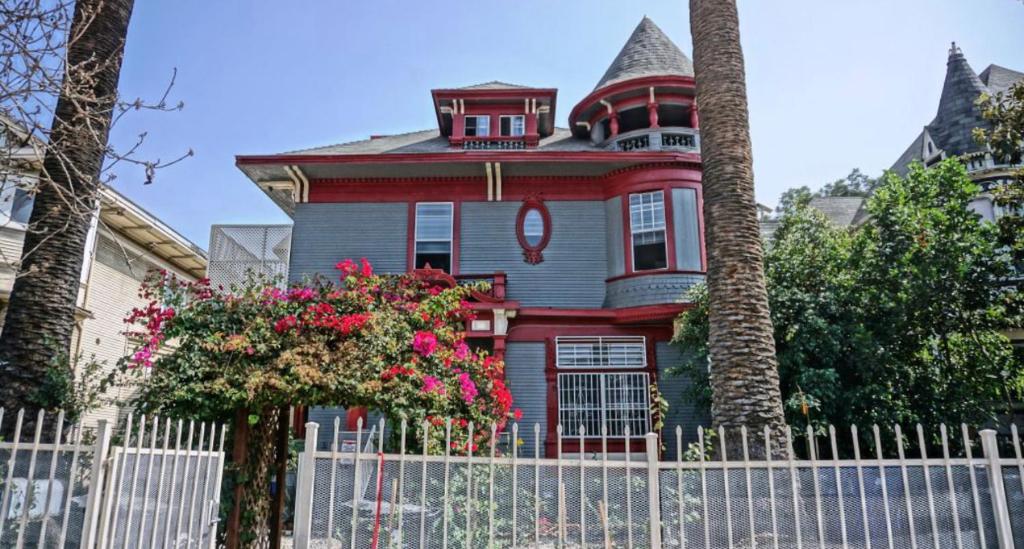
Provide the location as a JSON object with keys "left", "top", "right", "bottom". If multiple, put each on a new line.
{"left": 555, "top": 336, "right": 651, "bottom": 438}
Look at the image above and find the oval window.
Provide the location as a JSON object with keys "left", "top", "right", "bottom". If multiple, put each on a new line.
{"left": 516, "top": 197, "right": 551, "bottom": 264}
{"left": 523, "top": 209, "right": 544, "bottom": 246}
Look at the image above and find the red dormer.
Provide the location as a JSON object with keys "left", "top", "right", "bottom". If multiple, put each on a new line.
{"left": 431, "top": 81, "right": 557, "bottom": 149}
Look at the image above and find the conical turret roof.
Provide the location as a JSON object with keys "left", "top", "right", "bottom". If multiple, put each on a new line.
{"left": 593, "top": 17, "right": 693, "bottom": 92}
{"left": 927, "top": 42, "right": 991, "bottom": 156}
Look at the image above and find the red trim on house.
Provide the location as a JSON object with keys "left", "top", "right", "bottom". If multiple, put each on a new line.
{"left": 585, "top": 95, "right": 695, "bottom": 129}
{"left": 569, "top": 75, "right": 695, "bottom": 129}
{"left": 235, "top": 150, "right": 700, "bottom": 167}
{"left": 306, "top": 166, "right": 704, "bottom": 203}
{"left": 515, "top": 196, "right": 552, "bottom": 264}
{"left": 605, "top": 269, "right": 706, "bottom": 283}
{"left": 543, "top": 334, "right": 661, "bottom": 456}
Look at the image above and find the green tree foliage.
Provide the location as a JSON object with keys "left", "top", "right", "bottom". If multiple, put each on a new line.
{"left": 975, "top": 80, "right": 1024, "bottom": 281}
{"left": 675, "top": 159, "right": 1022, "bottom": 437}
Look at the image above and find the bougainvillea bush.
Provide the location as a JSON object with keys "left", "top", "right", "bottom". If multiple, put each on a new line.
{"left": 126, "top": 258, "right": 516, "bottom": 452}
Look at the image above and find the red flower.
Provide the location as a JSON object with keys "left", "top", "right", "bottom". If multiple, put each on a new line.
{"left": 274, "top": 315, "right": 298, "bottom": 334}
{"left": 514, "top": 408, "right": 523, "bottom": 421}
{"left": 360, "top": 258, "right": 373, "bottom": 277}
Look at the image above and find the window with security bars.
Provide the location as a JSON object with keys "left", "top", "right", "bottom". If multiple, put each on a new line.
{"left": 555, "top": 336, "right": 646, "bottom": 369}
{"left": 557, "top": 372, "right": 651, "bottom": 438}
{"left": 629, "top": 190, "right": 667, "bottom": 271}
{"left": 414, "top": 202, "right": 453, "bottom": 272}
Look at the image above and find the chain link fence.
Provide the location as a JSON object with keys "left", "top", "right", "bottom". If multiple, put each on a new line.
{"left": 293, "top": 419, "right": 1024, "bottom": 549}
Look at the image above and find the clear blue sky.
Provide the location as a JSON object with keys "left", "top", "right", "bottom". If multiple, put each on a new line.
{"left": 106, "top": 0, "right": 1024, "bottom": 249}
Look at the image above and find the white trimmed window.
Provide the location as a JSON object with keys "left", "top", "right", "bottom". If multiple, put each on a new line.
{"left": 558, "top": 373, "right": 651, "bottom": 438}
{"left": 499, "top": 115, "right": 525, "bottom": 137}
{"left": 555, "top": 336, "right": 651, "bottom": 438}
{"left": 414, "top": 203, "right": 453, "bottom": 272}
{"left": 629, "top": 191, "right": 667, "bottom": 271}
{"left": 555, "top": 336, "right": 647, "bottom": 368}
{"left": 465, "top": 116, "right": 489, "bottom": 137}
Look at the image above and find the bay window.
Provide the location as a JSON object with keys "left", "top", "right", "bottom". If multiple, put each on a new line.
{"left": 414, "top": 202, "right": 453, "bottom": 272}
{"left": 629, "top": 191, "right": 668, "bottom": 271}
{"left": 556, "top": 336, "right": 651, "bottom": 438}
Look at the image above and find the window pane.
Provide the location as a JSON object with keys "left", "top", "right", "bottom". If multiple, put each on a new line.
{"left": 523, "top": 208, "right": 544, "bottom": 246}
{"left": 500, "top": 117, "right": 511, "bottom": 136}
{"left": 512, "top": 116, "right": 525, "bottom": 136}
{"left": 556, "top": 336, "right": 646, "bottom": 368}
{"left": 465, "top": 116, "right": 477, "bottom": 136}
{"left": 557, "top": 372, "right": 650, "bottom": 438}
{"left": 629, "top": 191, "right": 667, "bottom": 270}
{"left": 415, "top": 203, "right": 452, "bottom": 241}
{"left": 415, "top": 203, "right": 453, "bottom": 273}
{"left": 633, "top": 231, "right": 667, "bottom": 270}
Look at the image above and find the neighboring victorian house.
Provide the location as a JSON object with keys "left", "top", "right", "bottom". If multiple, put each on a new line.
{"left": 236, "top": 17, "right": 709, "bottom": 457}
{"left": 891, "top": 43, "right": 1022, "bottom": 220}
{"left": 0, "top": 119, "right": 207, "bottom": 426}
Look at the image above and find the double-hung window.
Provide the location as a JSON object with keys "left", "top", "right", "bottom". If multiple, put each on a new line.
{"left": 499, "top": 115, "right": 525, "bottom": 137}
{"left": 629, "top": 190, "right": 668, "bottom": 271}
{"left": 414, "top": 203, "right": 453, "bottom": 272}
{"left": 465, "top": 116, "right": 489, "bottom": 137}
{"left": 556, "top": 336, "right": 651, "bottom": 438}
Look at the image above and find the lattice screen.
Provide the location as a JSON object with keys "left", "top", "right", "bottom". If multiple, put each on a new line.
{"left": 206, "top": 224, "right": 291, "bottom": 289}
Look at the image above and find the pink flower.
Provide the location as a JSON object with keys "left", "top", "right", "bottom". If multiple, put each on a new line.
{"left": 458, "top": 372, "right": 478, "bottom": 404}
{"left": 453, "top": 340, "right": 471, "bottom": 361}
{"left": 514, "top": 408, "right": 523, "bottom": 421}
{"left": 412, "top": 331, "right": 438, "bottom": 356}
{"left": 421, "top": 376, "right": 445, "bottom": 394}
{"left": 360, "top": 258, "right": 373, "bottom": 277}
{"left": 287, "top": 287, "right": 316, "bottom": 301}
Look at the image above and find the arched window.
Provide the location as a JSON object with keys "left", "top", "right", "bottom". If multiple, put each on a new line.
{"left": 516, "top": 196, "right": 551, "bottom": 264}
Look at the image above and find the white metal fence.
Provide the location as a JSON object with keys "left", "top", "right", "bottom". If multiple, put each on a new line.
{"left": 293, "top": 418, "right": 1024, "bottom": 549}
{"left": 0, "top": 408, "right": 226, "bottom": 548}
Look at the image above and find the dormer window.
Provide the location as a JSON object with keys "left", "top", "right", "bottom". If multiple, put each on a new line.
{"left": 465, "top": 116, "right": 489, "bottom": 137}
{"left": 500, "top": 115, "right": 525, "bottom": 137}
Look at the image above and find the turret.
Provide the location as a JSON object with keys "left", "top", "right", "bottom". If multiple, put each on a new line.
{"left": 568, "top": 17, "right": 699, "bottom": 153}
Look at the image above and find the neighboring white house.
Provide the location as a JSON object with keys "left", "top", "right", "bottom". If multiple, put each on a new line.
{"left": 1, "top": 121, "right": 206, "bottom": 426}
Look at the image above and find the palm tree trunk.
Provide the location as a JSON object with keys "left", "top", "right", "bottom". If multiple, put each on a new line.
{"left": 689, "top": 0, "right": 786, "bottom": 458}
{"left": 0, "top": 0, "right": 135, "bottom": 417}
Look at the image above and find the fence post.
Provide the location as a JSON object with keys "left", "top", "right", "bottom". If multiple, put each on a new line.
{"left": 645, "top": 432, "right": 663, "bottom": 549}
{"left": 80, "top": 420, "right": 112, "bottom": 549}
{"left": 980, "top": 429, "right": 1015, "bottom": 549}
{"left": 293, "top": 421, "right": 319, "bottom": 549}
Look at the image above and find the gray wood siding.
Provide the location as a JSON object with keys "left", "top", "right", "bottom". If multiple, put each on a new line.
{"left": 656, "top": 341, "right": 710, "bottom": 460}
{"left": 505, "top": 342, "right": 548, "bottom": 457}
{"left": 672, "top": 188, "right": 702, "bottom": 271}
{"left": 290, "top": 203, "right": 408, "bottom": 281}
{"left": 460, "top": 201, "right": 607, "bottom": 308}
{"left": 605, "top": 197, "right": 625, "bottom": 278}
{"left": 308, "top": 407, "right": 348, "bottom": 450}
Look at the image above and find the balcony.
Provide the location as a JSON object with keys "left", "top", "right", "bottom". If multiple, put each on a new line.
{"left": 604, "top": 127, "right": 700, "bottom": 153}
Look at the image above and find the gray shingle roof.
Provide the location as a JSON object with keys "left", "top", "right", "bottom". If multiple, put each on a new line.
{"left": 808, "top": 196, "right": 865, "bottom": 228}
{"left": 456, "top": 81, "right": 532, "bottom": 90}
{"left": 281, "top": 127, "right": 602, "bottom": 156}
{"left": 891, "top": 45, "right": 1023, "bottom": 174}
{"left": 593, "top": 17, "right": 693, "bottom": 92}
{"left": 979, "top": 64, "right": 1024, "bottom": 95}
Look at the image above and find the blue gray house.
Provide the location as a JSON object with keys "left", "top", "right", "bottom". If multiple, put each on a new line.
{"left": 236, "top": 18, "right": 709, "bottom": 457}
